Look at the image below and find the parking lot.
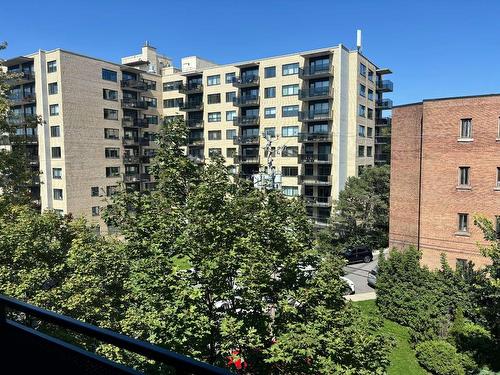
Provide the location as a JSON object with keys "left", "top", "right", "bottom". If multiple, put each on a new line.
{"left": 343, "top": 250, "right": 384, "bottom": 294}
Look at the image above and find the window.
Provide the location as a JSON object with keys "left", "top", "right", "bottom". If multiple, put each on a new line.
{"left": 282, "top": 146, "right": 298, "bottom": 157}
{"left": 358, "top": 145, "right": 365, "bottom": 157}
{"left": 226, "top": 148, "right": 236, "bottom": 157}
{"left": 264, "top": 87, "right": 276, "bottom": 98}
{"left": 47, "top": 60, "right": 57, "bottom": 73}
{"left": 367, "top": 127, "right": 373, "bottom": 137}
{"left": 145, "top": 115, "right": 158, "bottom": 125}
{"left": 144, "top": 79, "right": 156, "bottom": 91}
{"left": 264, "top": 107, "right": 276, "bottom": 118}
{"left": 282, "top": 126, "right": 298, "bottom": 137}
{"left": 106, "top": 167, "right": 120, "bottom": 177}
{"left": 226, "top": 129, "right": 236, "bottom": 140}
{"left": 49, "top": 104, "right": 59, "bottom": 116}
{"left": 209, "top": 148, "right": 222, "bottom": 157}
{"left": 163, "top": 81, "right": 182, "bottom": 91}
{"left": 282, "top": 105, "right": 299, "bottom": 117}
{"left": 207, "top": 93, "right": 221, "bottom": 104}
{"left": 50, "top": 126, "right": 60, "bottom": 137}
{"left": 458, "top": 213, "right": 469, "bottom": 232}
{"left": 52, "top": 168, "right": 62, "bottom": 179}
{"left": 368, "top": 89, "right": 374, "bottom": 101}
{"left": 368, "top": 70, "right": 374, "bottom": 82}
{"left": 459, "top": 167, "right": 470, "bottom": 186}
{"left": 207, "top": 75, "right": 220, "bottom": 86}
{"left": 91, "top": 186, "right": 99, "bottom": 197}
{"left": 102, "top": 69, "right": 117, "bottom": 82}
{"left": 104, "top": 128, "right": 119, "bottom": 140}
{"left": 359, "top": 84, "right": 366, "bottom": 97}
{"left": 106, "top": 186, "right": 117, "bottom": 197}
{"left": 208, "top": 131, "right": 221, "bottom": 140}
{"left": 282, "top": 63, "right": 299, "bottom": 76}
{"left": 48, "top": 82, "right": 58, "bottom": 95}
{"left": 54, "top": 209, "right": 64, "bottom": 216}
{"left": 104, "top": 108, "right": 118, "bottom": 120}
{"left": 164, "top": 98, "right": 183, "bottom": 108}
{"left": 282, "top": 186, "right": 299, "bottom": 197}
{"left": 358, "top": 104, "right": 366, "bottom": 117}
{"left": 51, "top": 147, "right": 61, "bottom": 158}
{"left": 208, "top": 112, "right": 221, "bottom": 122}
{"left": 282, "top": 84, "right": 299, "bottom": 96}
{"left": 226, "top": 111, "right": 236, "bottom": 121}
{"left": 225, "top": 72, "right": 235, "bottom": 84}
{"left": 105, "top": 148, "right": 120, "bottom": 159}
{"left": 360, "top": 63, "right": 367, "bottom": 76}
{"left": 367, "top": 146, "right": 372, "bottom": 157}
{"left": 53, "top": 189, "right": 63, "bottom": 200}
{"left": 264, "top": 127, "right": 275, "bottom": 138}
{"left": 282, "top": 166, "right": 298, "bottom": 177}
{"left": 142, "top": 96, "right": 157, "bottom": 108}
{"left": 103, "top": 88, "right": 118, "bottom": 101}
{"left": 460, "top": 119, "right": 472, "bottom": 139}
{"left": 367, "top": 108, "right": 373, "bottom": 120}
{"left": 358, "top": 125, "right": 365, "bottom": 137}
{"left": 264, "top": 66, "right": 276, "bottom": 78}
{"left": 226, "top": 91, "right": 236, "bottom": 102}
{"left": 91, "top": 206, "right": 100, "bottom": 216}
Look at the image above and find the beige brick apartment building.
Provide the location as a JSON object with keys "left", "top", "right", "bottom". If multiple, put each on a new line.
{"left": 390, "top": 94, "right": 500, "bottom": 268}
{"left": 2, "top": 43, "right": 392, "bottom": 231}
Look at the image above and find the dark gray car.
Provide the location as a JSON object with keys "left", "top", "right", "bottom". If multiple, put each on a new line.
{"left": 367, "top": 266, "right": 378, "bottom": 287}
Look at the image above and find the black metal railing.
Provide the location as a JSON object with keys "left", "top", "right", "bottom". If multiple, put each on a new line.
{"left": 121, "top": 99, "right": 148, "bottom": 110}
{"left": 298, "top": 87, "right": 332, "bottom": 100}
{"left": 0, "top": 294, "right": 229, "bottom": 375}
{"left": 233, "top": 155, "right": 260, "bottom": 164}
{"left": 232, "top": 96, "right": 259, "bottom": 107}
{"left": 232, "top": 75, "right": 259, "bottom": 87}
{"left": 121, "top": 117, "right": 148, "bottom": 128}
{"left": 376, "top": 99, "right": 393, "bottom": 110}
{"left": 120, "top": 79, "right": 148, "bottom": 91}
{"left": 186, "top": 119, "right": 204, "bottom": 129}
{"left": 304, "top": 196, "right": 332, "bottom": 206}
{"left": 233, "top": 136, "right": 260, "bottom": 145}
{"left": 233, "top": 116, "right": 259, "bottom": 126}
{"left": 179, "top": 83, "right": 203, "bottom": 94}
{"left": 5, "top": 71, "right": 35, "bottom": 84}
{"left": 376, "top": 117, "right": 392, "bottom": 126}
{"left": 376, "top": 80, "right": 393, "bottom": 92}
{"left": 298, "top": 133, "right": 332, "bottom": 142}
{"left": 123, "top": 155, "right": 140, "bottom": 164}
{"left": 298, "top": 154, "right": 332, "bottom": 163}
{"left": 298, "top": 175, "right": 332, "bottom": 184}
{"left": 298, "top": 64, "right": 333, "bottom": 78}
{"left": 8, "top": 93, "right": 36, "bottom": 105}
{"left": 298, "top": 110, "right": 332, "bottom": 121}
{"left": 180, "top": 102, "right": 204, "bottom": 111}
{"left": 187, "top": 137, "right": 204, "bottom": 146}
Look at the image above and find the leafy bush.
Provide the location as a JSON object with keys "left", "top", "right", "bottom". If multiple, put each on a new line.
{"left": 415, "top": 340, "right": 466, "bottom": 375}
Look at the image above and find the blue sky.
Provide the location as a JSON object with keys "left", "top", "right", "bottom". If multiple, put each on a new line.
{"left": 2, "top": 0, "right": 499, "bottom": 104}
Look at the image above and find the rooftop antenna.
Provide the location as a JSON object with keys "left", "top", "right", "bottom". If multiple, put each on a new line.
{"left": 145, "top": 40, "right": 150, "bottom": 47}
{"left": 356, "top": 29, "right": 362, "bottom": 53}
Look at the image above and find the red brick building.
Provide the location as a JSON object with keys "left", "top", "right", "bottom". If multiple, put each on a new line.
{"left": 389, "top": 94, "right": 500, "bottom": 268}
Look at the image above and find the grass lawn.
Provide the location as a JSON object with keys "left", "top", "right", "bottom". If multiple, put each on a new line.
{"left": 355, "top": 300, "right": 426, "bottom": 375}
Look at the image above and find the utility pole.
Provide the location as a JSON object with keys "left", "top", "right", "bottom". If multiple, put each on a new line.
{"left": 252, "top": 133, "right": 285, "bottom": 191}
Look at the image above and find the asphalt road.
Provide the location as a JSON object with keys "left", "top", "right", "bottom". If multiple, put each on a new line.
{"left": 343, "top": 251, "right": 381, "bottom": 294}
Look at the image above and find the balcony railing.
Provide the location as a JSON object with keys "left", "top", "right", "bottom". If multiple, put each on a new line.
{"left": 140, "top": 173, "right": 151, "bottom": 182}
{"left": 376, "top": 99, "right": 393, "bottom": 110}
{"left": 298, "top": 154, "right": 332, "bottom": 163}
{"left": 233, "top": 136, "right": 260, "bottom": 145}
{"left": 310, "top": 215, "right": 329, "bottom": 227}
{"left": 298, "top": 110, "right": 332, "bottom": 122}
{"left": 123, "top": 155, "right": 140, "bottom": 164}
{"left": 232, "top": 75, "right": 259, "bottom": 87}
{"left": 376, "top": 80, "right": 393, "bottom": 92}
{"left": 123, "top": 173, "right": 141, "bottom": 183}
{"left": 188, "top": 155, "right": 205, "bottom": 164}
{"left": 121, "top": 98, "right": 148, "bottom": 109}
{"left": 180, "top": 102, "right": 204, "bottom": 111}
{"left": 375, "top": 136, "right": 390, "bottom": 145}
{"left": 233, "top": 116, "right": 259, "bottom": 126}
{"left": 232, "top": 96, "right": 259, "bottom": 107}
{"left": 298, "top": 87, "right": 332, "bottom": 101}
{"left": 376, "top": 117, "right": 392, "bottom": 127}
{"left": 0, "top": 294, "right": 230, "bottom": 375}
{"left": 11, "top": 134, "right": 38, "bottom": 144}
{"left": 120, "top": 79, "right": 148, "bottom": 91}
{"left": 298, "top": 175, "right": 332, "bottom": 184}
{"left": 304, "top": 196, "right": 332, "bottom": 207}
{"left": 121, "top": 117, "right": 148, "bottom": 128}
{"left": 187, "top": 137, "right": 204, "bottom": 146}
{"left": 233, "top": 155, "right": 260, "bottom": 164}
{"left": 5, "top": 71, "right": 35, "bottom": 84}
{"left": 8, "top": 94, "right": 36, "bottom": 106}
{"left": 179, "top": 83, "right": 203, "bottom": 94}
{"left": 6, "top": 114, "right": 38, "bottom": 126}
{"left": 298, "top": 132, "right": 333, "bottom": 142}
{"left": 299, "top": 64, "right": 333, "bottom": 79}
{"left": 186, "top": 119, "right": 204, "bottom": 129}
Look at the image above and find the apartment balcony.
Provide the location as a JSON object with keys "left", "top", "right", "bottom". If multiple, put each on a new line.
{"left": 310, "top": 215, "right": 329, "bottom": 227}
{"left": 376, "top": 117, "right": 392, "bottom": 127}
{"left": 180, "top": 102, "right": 204, "bottom": 112}
{"left": 6, "top": 114, "right": 38, "bottom": 126}
{"left": 299, "top": 64, "right": 333, "bottom": 79}
{"left": 298, "top": 87, "right": 332, "bottom": 101}
{"left": 120, "top": 79, "right": 148, "bottom": 91}
{"left": 376, "top": 80, "right": 394, "bottom": 93}
{"left": 298, "top": 132, "right": 333, "bottom": 143}
{"left": 298, "top": 110, "right": 332, "bottom": 122}
{"left": 122, "top": 137, "right": 148, "bottom": 146}
{"left": 27, "top": 154, "right": 39, "bottom": 165}
{"left": 141, "top": 155, "right": 153, "bottom": 164}
{"left": 232, "top": 96, "right": 260, "bottom": 107}
{"left": 188, "top": 155, "right": 205, "bottom": 164}
{"left": 179, "top": 83, "right": 203, "bottom": 94}
{"left": 139, "top": 138, "right": 150, "bottom": 146}
{"left": 186, "top": 119, "right": 204, "bottom": 129}
{"left": 233, "top": 135, "right": 260, "bottom": 145}
{"left": 232, "top": 75, "right": 260, "bottom": 88}
{"left": 304, "top": 196, "right": 332, "bottom": 207}
{"left": 140, "top": 173, "right": 151, "bottom": 182}
{"left": 123, "top": 155, "right": 140, "bottom": 164}
{"left": 121, "top": 117, "right": 148, "bottom": 128}
{"left": 233, "top": 155, "right": 260, "bottom": 164}
{"left": 12, "top": 134, "right": 38, "bottom": 144}
{"left": 298, "top": 154, "right": 332, "bottom": 163}
{"left": 187, "top": 137, "right": 204, "bottom": 146}
{"left": 375, "top": 135, "right": 390, "bottom": 145}
{"left": 376, "top": 98, "right": 393, "bottom": 110}
{"left": 121, "top": 98, "right": 148, "bottom": 110}
{"left": 233, "top": 116, "right": 259, "bottom": 126}
{"left": 8, "top": 94, "right": 36, "bottom": 106}
{"left": 123, "top": 173, "right": 142, "bottom": 183}
{"left": 298, "top": 175, "right": 332, "bottom": 185}
{"left": 5, "top": 71, "right": 35, "bottom": 85}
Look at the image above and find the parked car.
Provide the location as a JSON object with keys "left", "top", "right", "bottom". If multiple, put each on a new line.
{"left": 367, "top": 266, "right": 378, "bottom": 288}
{"left": 344, "top": 246, "right": 373, "bottom": 264}
{"left": 340, "top": 276, "right": 355, "bottom": 295}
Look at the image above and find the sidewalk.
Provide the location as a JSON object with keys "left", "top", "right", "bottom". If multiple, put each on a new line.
{"left": 345, "top": 292, "right": 376, "bottom": 302}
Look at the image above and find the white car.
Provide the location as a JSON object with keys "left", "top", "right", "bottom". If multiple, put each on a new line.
{"left": 340, "top": 276, "right": 355, "bottom": 295}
